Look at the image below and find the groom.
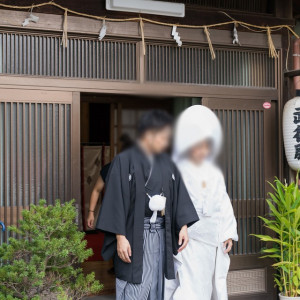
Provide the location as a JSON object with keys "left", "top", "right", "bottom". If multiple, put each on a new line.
{"left": 96, "top": 109, "right": 198, "bottom": 300}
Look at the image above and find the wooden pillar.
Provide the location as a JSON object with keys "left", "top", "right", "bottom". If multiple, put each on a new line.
{"left": 71, "top": 92, "right": 82, "bottom": 227}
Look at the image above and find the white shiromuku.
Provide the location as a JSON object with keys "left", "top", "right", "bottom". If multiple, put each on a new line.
{"left": 165, "top": 105, "right": 238, "bottom": 300}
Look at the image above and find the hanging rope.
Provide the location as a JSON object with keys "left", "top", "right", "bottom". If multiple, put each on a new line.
{"left": 267, "top": 27, "right": 278, "bottom": 59}
{"left": 0, "top": 1, "right": 298, "bottom": 59}
{"left": 140, "top": 18, "right": 145, "bottom": 56}
{"left": 61, "top": 9, "right": 68, "bottom": 48}
{"left": 204, "top": 26, "right": 216, "bottom": 60}
{"left": 0, "top": 1, "right": 296, "bottom": 34}
{"left": 286, "top": 30, "right": 290, "bottom": 71}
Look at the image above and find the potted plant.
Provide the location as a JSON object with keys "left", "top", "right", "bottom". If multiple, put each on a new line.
{"left": 254, "top": 178, "right": 300, "bottom": 299}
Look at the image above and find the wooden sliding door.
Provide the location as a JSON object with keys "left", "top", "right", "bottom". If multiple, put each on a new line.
{"left": 0, "top": 89, "right": 81, "bottom": 242}
{"left": 203, "top": 97, "right": 278, "bottom": 300}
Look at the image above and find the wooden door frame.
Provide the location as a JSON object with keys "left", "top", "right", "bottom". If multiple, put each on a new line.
{"left": 71, "top": 92, "right": 81, "bottom": 212}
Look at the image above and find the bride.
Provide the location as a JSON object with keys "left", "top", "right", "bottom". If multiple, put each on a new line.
{"left": 165, "top": 105, "right": 238, "bottom": 300}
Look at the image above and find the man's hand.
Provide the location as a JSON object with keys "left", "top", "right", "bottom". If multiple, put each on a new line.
{"left": 223, "top": 238, "right": 233, "bottom": 253}
{"left": 117, "top": 235, "right": 132, "bottom": 263}
{"left": 178, "top": 225, "right": 189, "bottom": 252}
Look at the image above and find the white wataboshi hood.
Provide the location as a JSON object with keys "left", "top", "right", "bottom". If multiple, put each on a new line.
{"left": 173, "top": 105, "right": 223, "bottom": 163}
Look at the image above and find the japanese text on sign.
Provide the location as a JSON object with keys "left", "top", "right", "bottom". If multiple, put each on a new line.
{"left": 293, "top": 107, "right": 300, "bottom": 159}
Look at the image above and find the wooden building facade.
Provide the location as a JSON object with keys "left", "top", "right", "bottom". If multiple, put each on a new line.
{"left": 0, "top": 0, "right": 298, "bottom": 298}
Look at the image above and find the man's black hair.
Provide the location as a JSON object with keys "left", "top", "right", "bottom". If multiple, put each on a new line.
{"left": 137, "top": 109, "right": 173, "bottom": 137}
{"left": 119, "top": 133, "right": 134, "bottom": 151}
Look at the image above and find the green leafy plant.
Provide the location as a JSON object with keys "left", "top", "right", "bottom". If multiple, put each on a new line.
{"left": 254, "top": 178, "right": 300, "bottom": 297}
{"left": 0, "top": 200, "right": 103, "bottom": 300}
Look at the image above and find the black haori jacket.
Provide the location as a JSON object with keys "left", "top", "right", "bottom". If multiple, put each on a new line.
{"left": 96, "top": 146, "right": 199, "bottom": 284}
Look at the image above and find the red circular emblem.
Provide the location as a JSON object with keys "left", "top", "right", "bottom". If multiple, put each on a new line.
{"left": 263, "top": 102, "right": 271, "bottom": 109}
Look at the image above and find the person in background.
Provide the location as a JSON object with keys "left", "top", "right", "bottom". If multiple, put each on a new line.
{"left": 165, "top": 105, "right": 238, "bottom": 300}
{"left": 87, "top": 134, "right": 133, "bottom": 229}
{"left": 96, "top": 110, "right": 199, "bottom": 300}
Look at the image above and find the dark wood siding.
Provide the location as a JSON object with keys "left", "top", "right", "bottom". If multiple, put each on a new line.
{"left": 0, "top": 98, "right": 74, "bottom": 242}
{"left": 0, "top": 32, "right": 277, "bottom": 88}
{"left": 146, "top": 44, "right": 276, "bottom": 87}
{"left": 0, "top": 32, "right": 137, "bottom": 81}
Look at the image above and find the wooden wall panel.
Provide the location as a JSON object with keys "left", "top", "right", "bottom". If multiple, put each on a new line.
{"left": 146, "top": 44, "right": 276, "bottom": 88}
{"left": 0, "top": 32, "right": 137, "bottom": 81}
{"left": 0, "top": 90, "right": 76, "bottom": 242}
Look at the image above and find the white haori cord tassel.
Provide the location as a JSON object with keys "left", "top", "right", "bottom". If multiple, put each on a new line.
{"left": 147, "top": 194, "right": 166, "bottom": 223}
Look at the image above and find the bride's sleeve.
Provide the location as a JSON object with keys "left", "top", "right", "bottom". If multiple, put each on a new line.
{"left": 219, "top": 172, "right": 239, "bottom": 243}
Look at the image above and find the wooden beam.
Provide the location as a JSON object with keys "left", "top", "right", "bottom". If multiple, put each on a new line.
{"left": 0, "top": 88, "right": 72, "bottom": 102}
{"left": 0, "top": 9, "right": 283, "bottom": 49}
{"left": 0, "top": 75, "right": 279, "bottom": 100}
{"left": 284, "top": 69, "right": 300, "bottom": 77}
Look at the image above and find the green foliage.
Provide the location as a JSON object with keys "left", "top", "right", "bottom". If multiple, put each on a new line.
{"left": 0, "top": 200, "right": 103, "bottom": 299}
{"left": 253, "top": 177, "right": 300, "bottom": 297}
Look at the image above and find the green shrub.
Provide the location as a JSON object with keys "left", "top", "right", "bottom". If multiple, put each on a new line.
{"left": 0, "top": 200, "right": 103, "bottom": 299}
{"left": 254, "top": 178, "right": 300, "bottom": 297}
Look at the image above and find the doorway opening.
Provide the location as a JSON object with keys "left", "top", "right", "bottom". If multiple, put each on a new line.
{"left": 79, "top": 93, "right": 279, "bottom": 299}
{"left": 80, "top": 93, "right": 201, "bottom": 295}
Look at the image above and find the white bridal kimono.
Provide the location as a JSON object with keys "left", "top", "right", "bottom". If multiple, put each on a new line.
{"left": 165, "top": 105, "right": 238, "bottom": 300}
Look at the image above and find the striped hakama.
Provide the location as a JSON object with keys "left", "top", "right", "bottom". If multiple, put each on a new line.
{"left": 116, "top": 217, "right": 165, "bottom": 300}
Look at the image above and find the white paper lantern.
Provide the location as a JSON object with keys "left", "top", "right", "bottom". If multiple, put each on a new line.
{"left": 283, "top": 96, "right": 300, "bottom": 171}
